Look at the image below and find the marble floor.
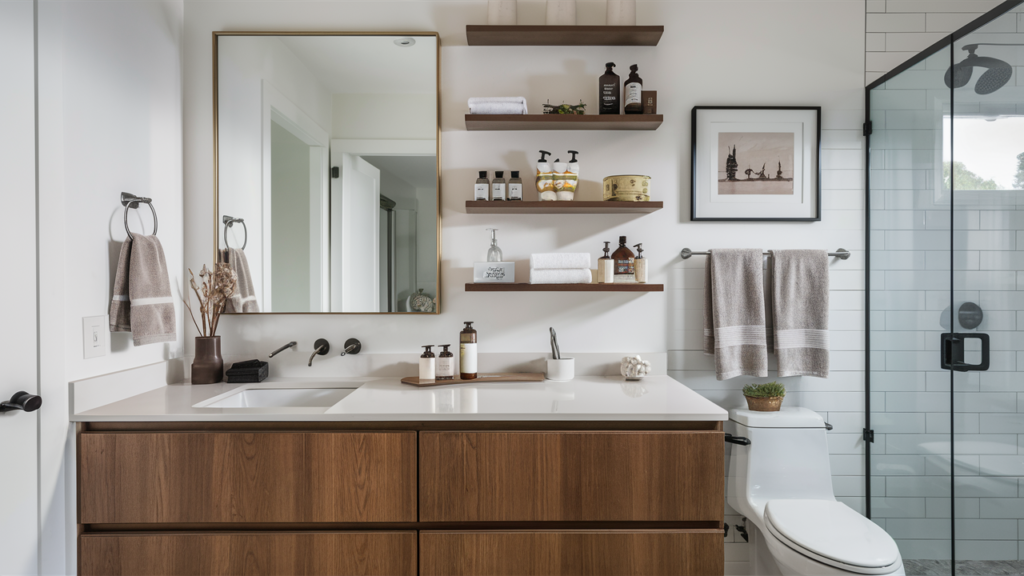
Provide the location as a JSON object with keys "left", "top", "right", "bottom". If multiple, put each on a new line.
{"left": 904, "top": 560, "right": 1024, "bottom": 575}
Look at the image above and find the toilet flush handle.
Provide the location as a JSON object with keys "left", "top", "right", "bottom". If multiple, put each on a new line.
{"left": 724, "top": 433, "right": 751, "bottom": 446}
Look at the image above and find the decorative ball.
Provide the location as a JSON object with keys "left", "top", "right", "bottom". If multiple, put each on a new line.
{"left": 620, "top": 355, "right": 651, "bottom": 380}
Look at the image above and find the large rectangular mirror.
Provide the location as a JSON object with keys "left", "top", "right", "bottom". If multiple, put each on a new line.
{"left": 214, "top": 32, "right": 439, "bottom": 314}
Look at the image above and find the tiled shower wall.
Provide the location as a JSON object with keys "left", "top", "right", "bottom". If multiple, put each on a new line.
{"left": 868, "top": 6, "right": 1024, "bottom": 560}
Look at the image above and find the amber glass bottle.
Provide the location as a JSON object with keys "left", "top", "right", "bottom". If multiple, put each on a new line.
{"left": 623, "top": 65, "right": 643, "bottom": 114}
{"left": 612, "top": 236, "right": 636, "bottom": 282}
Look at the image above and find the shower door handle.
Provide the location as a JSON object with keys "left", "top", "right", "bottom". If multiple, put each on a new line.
{"left": 941, "top": 333, "right": 989, "bottom": 372}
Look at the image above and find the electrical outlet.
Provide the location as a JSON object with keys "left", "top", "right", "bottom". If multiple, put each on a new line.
{"left": 82, "top": 316, "right": 108, "bottom": 359}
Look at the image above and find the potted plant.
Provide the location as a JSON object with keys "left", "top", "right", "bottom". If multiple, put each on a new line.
{"left": 742, "top": 382, "right": 786, "bottom": 412}
{"left": 182, "top": 264, "right": 237, "bottom": 384}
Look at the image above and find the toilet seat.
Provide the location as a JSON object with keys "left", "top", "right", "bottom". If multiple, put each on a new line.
{"left": 764, "top": 500, "right": 902, "bottom": 575}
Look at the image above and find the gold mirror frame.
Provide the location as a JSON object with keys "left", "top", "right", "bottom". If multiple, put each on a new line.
{"left": 212, "top": 31, "right": 441, "bottom": 314}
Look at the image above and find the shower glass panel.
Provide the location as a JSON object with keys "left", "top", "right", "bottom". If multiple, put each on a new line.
{"left": 868, "top": 1, "right": 1024, "bottom": 570}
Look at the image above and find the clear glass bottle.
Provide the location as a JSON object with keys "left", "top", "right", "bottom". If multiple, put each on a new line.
{"left": 436, "top": 344, "right": 455, "bottom": 380}
{"left": 486, "top": 228, "right": 503, "bottom": 262}
{"left": 612, "top": 235, "right": 636, "bottom": 282}
{"left": 491, "top": 171, "right": 506, "bottom": 201}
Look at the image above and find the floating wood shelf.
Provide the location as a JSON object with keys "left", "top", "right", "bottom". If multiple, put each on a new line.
{"left": 466, "top": 201, "right": 663, "bottom": 214}
{"left": 466, "top": 114, "right": 662, "bottom": 131}
{"left": 466, "top": 283, "right": 663, "bottom": 292}
{"left": 466, "top": 25, "right": 664, "bottom": 46}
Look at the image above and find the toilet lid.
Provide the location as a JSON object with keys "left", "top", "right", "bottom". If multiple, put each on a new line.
{"left": 765, "top": 500, "right": 901, "bottom": 573}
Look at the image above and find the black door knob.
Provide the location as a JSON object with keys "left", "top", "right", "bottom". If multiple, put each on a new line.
{"left": 1, "top": 391, "right": 42, "bottom": 413}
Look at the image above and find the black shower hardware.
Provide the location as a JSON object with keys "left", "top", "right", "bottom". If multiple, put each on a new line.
{"left": 945, "top": 43, "right": 1024, "bottom": 95}
{"left": 269, "top": 341, "right": 297, "bottom": 358}
{"left": 958, "top": 302, "right": 984, "bottom": 330}
{"left": 941, "top": 332, "right": 990, "bottom": 372}
{"left": 121, "top": 192, "right": 158, "bottom": 241}
{"left": 0, "top": 391, "right": 42, "bottom": 413}
{"left": 222, "top": 215, "right": 247, "bottom": 250}
{"left": 308, "top": 339, "right": 330, "bottom": 366}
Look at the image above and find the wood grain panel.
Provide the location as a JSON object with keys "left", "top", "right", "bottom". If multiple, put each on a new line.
{"left": 420, "top": 431, "right": 723, "bottom": 523}
{"left": 80, "top": 532, "right": 416, "bottom": 576}
{"left": 420, "top": 530, "right": 723, "bottom": 576}
{"left": 79, "top": 432, "right": 415, "bottom": 524}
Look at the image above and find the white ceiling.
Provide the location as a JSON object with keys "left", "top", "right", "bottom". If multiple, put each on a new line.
{"left": 363, "top": 155, "right": 437, "bottom": 190}
{"left": 277, "top": 35, "right": 436, "bottom": 95}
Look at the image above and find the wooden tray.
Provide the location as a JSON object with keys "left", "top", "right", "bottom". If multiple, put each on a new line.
{"left": 401, "top": 373, "right": 545, "bottom": 387}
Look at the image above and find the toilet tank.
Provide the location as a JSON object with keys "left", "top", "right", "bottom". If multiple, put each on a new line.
{"left": 726, "top": 407, "right": 837, "bottom": 521}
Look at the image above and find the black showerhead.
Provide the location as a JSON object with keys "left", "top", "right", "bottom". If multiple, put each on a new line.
{"left": 944, "top": 44, "right": 1016, "bottom": 95}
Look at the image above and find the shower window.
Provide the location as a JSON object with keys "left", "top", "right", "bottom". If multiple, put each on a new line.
{"left": 867, "top": 1, "right": 1024, "bottom": 571}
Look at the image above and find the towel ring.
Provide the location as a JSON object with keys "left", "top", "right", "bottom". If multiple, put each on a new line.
{"left": 121, "top": 192, "right": 158, "bottom": 241}
{"left": 223, "top": 215, "right": 247, "bottom": 250}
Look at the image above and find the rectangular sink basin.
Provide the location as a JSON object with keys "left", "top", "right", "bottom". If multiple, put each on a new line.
{"left": 202, "top": 388, "right": 356, "bottom": 409}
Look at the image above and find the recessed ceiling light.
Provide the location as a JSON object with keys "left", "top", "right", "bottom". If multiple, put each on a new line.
{"left": 394, "top": 38, "right": 416, "bottom": 47}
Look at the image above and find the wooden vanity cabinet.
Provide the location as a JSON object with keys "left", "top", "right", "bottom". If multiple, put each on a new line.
{"left": 78, "top": 423, "right": 724, "bottom": 576}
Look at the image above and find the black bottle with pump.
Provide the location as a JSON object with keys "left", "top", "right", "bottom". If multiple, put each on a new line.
{"left": 599, "top": 62, "right": 620, "bottom": 115}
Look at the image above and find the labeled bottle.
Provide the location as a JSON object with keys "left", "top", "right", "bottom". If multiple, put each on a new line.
{"left": 564, "top": 150, "right": 580, "bottom": 195}
{"left": 475, "top": 171, "right": 490, "bottom": 201}
{"left": 508, "top": 170, "right": 523, "bottom": 201}
{"left": 460, "top": 322, "right": 478, "bottom": 380}
{"left": 552, "top": 158, "right": 566, "bottom": 193}
{"left": 537, "top": 150, "right": 556, "bottom": 201}
{"left": 612, "top": 236, "right": 636, "bottom": 283}
{"left": 419, "top": 345, "right": 436, "bottom": 380}
{"left": 599, "top": 62, "right": 620, "bottom": 115}
{"left": 633, "top": 243, "right": 647, "bottom": 283}
{"left": 436, "top": 344, "right": 455, "bottom": 380}
{"left": 598, "top": 241, "right": 614, "bottom": 284}
{"left": 486, "top": 228, "right": 503, "bottom": 262}
{"left": 624, "top": 64, "right": 643, "bottom": 114}
{"left": 492, "top": 170, "right": 507, "bottom": 201}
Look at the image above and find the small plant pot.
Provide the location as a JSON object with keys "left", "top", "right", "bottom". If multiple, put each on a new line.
{"left": 745, "top": 395, "right": 783, "bottom": 412}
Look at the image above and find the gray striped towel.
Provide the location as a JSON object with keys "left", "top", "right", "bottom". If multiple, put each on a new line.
{"left": 770, "top": 250, "right": 830, "bottom": 378}
{"left": 109, "top": 235, "right": 176, "bottom": 345}
{"left": 703, "top": 249, "right": 769, "bottom": 380}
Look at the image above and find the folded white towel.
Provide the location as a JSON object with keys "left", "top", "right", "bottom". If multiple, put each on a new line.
{"left": 530, "top": 268, "right": 592, "bottom": 284}
{"left": 531, "top": 253, "right": 591, "bottom": 270}
{"left": 468, "top": 96, "right": 528, "bottom": 115}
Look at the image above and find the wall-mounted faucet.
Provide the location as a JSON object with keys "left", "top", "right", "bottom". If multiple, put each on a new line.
{"left": 340, "top": 338, "right": 362, "bottom": 356}
{"left": 269, "top": 341, "right": 296, "bottom": 358}
{"left": 308, "top": 339, "right": 330, "bottom": 366}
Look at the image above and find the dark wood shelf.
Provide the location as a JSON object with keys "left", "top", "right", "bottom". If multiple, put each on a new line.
{"left": 466, "top": 114, "right": 662, "bottom": 131}
{"left": 466, "top": 201, "right": 662, "bottom": 214}
{"left": 466, "top": 283, "right": 663, "bottom": 292}
{"left": 466, "top": 25, "right": 664, "bottom": 46}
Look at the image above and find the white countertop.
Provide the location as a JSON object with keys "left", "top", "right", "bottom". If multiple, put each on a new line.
{"left": 71, "top": 375, "right": 728, "bottom": 422}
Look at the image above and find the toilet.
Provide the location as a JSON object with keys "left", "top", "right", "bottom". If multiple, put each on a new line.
{"left": 726, "top": 407, "right": 905, "bottom": 576}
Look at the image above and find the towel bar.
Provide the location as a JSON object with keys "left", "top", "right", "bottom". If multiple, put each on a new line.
{"left": 680, "top": 248, "right": 851, "bottom": 260}
{"left": 121, "top": 192, "right": 158, "bottom": 241}
{"left": 222, "top": 215, "right": 247, "bottom": 250}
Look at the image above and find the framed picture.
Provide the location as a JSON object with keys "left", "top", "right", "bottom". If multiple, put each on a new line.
{"left": 691, "top": 106, "right": 821, "bottom": 221}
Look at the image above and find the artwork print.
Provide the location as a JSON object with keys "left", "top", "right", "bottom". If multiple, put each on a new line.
{"left": 718, "top": 132, "right": 794, "bottom": 196}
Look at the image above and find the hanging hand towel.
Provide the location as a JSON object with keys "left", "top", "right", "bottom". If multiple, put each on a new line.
{"left": 530, "top": 253, "right": 591, "bottom": 270}
{"left": 529, "top": 268, "right": 592, "bottom": 284}
{"left": 109, "top": 235, "right": 176, "bottom": 345}
{"left": 703, "top": 249, "right": 768, "bottom": 380}
{"left": 220, "top": 247, "right": 260, "bottom": 313}
{"left": 770, "top": 250, "right": 830, "bottom": 378}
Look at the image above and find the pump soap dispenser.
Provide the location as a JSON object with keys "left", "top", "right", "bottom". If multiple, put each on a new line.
{"left": 537, "top": 150, "right": 556, "bottom": 201}
{"left": 473, "top": 228, "right": 514, "bottom": 283}
{"left": 557, "top": 150, "right": 579, "bottom": 201}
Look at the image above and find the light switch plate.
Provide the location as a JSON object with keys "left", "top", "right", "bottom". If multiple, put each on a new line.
{"left": 83, "top": 315, "right": 108, "bottom": 359}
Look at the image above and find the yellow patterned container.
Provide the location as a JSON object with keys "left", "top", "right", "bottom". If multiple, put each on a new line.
{"left": 603, "top": 174, "right": 651, "bottom": 202}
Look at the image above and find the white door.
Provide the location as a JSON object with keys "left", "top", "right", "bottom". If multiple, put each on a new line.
{"left": 330, "top": 150, "right": 380, "bottom": 312}
{"left": 0, "top": 1, "right": 41, "bottom": 573}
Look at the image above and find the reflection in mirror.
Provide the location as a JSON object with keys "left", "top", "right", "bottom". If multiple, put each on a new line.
{"left": 215, "top": 33, "right": 439, "bottom": 313}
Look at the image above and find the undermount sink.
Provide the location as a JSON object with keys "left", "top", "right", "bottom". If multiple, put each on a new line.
{"left": 198, "top": 388, "right": 357, "bottom": 409}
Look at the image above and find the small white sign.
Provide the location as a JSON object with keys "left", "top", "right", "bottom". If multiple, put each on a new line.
{"left": 473, "top": 262, "right": 515, "bottom": 283}
{"left": 82, "top": 315, "right": 109, "bottom": 359}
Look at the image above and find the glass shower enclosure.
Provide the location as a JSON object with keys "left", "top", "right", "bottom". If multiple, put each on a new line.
{"left": 867, "top": 0, "right": 1024, "bottom": 571}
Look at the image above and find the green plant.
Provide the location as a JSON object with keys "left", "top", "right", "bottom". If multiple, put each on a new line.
{"left": 742, "top": 382, "right": 786, "bottom": 398}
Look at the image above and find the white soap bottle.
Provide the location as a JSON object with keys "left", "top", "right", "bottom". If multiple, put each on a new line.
{"left": 419, "top": 345, "right": 436, "bottom": 380}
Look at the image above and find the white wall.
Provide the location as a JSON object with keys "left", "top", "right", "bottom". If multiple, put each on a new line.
{"left": 184, "top": 2, "right": 865, "bottom": 571}
{"left": 35, "top": 1, "right": 184, "bottom": 572}
{"left": 332, "top": 93, "right": 436, "bottom": 140}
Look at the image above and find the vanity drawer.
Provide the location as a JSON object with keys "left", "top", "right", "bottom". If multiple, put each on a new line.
{"left": 79, "top": 432, "right": 416, "bottom": 524}
{"left": 80, "top": 531, "right": 417, "bottom": 576}
{"left": 419, "top": 431, "right": 723, "bottom": 522}
{"left": 420, "top": 530, "right": 723, "bottom": 576}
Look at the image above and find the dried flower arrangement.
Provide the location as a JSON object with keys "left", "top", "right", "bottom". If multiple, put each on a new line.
{"left": 182, "top": 263, "right": 237, "bottom": 337}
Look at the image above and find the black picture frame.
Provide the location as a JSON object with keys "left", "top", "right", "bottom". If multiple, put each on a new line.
{"left": 690, "top": 106, "right": 822, "bottom": 222}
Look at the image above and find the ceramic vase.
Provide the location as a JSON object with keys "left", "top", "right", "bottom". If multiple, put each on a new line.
{"left": 192, "top": 336, "right": 224, "bottom": 384}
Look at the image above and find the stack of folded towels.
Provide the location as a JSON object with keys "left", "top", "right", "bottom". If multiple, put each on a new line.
{"left": 468, "top": 96, "right": 528, "bottom": 115}
{"left": 530, "top": 253, "right": 592, "bottom": 284}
